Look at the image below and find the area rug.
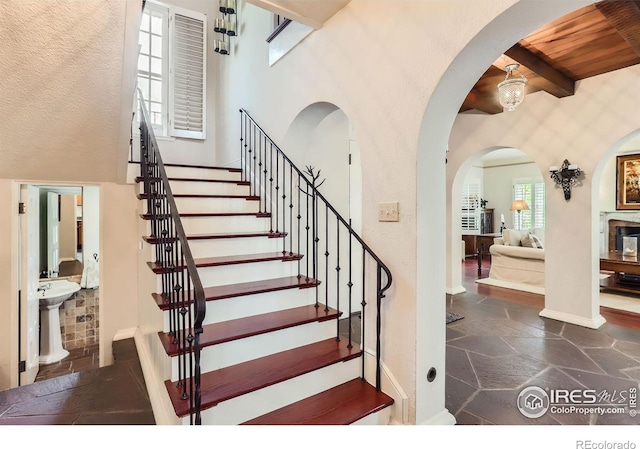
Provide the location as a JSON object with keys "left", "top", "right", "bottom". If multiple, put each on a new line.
{"left": 446, "top": 312, "right": 464, "bottom": 324}
{"left": 475, "top": 277, "right": 545, "bottom": 295}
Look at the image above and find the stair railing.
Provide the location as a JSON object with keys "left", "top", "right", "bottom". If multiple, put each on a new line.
{"left": 138, "top": 89, "right": 205, "bottom": 424}
{"left": 239, "top": 109, "right": 392, "bottom": 390}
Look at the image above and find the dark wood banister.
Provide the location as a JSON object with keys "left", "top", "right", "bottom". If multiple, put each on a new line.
{"left": 138, "top": 88, "right": 206, "bottom": 424}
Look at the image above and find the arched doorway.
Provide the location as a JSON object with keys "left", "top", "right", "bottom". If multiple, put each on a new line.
{"left": 414, "top": 0, "right": 593, "bottom": 424}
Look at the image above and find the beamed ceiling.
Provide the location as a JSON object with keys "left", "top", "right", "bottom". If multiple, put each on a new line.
{"left": 461, "top": 0, "right": 640, "bottom": 115}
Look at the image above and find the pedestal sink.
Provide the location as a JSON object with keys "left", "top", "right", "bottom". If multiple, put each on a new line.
{"left": 38, "top": 280, "right": 81, "bottom": 365}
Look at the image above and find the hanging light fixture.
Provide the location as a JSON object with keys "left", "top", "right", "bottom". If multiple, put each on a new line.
{"left": 497, "top": 63, "right": 527, "bottom": 112}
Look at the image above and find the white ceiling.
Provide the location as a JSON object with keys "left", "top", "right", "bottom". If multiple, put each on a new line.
{"left": 480, "top": 148, "right": 532, "bottom": 167}
{"left": 245, "top": 0, "right": 351, "bottom": 28}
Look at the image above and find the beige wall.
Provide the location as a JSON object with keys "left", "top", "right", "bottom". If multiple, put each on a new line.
{"left": 99, "top": 182, "right": 140, "bottom": 366}
{"left": 0, "top": 180, "right": 19, "bottom": 390}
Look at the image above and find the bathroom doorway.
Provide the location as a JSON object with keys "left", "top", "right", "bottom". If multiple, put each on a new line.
{"left": 18, "top": 184, "right": 100, "bottom": 386}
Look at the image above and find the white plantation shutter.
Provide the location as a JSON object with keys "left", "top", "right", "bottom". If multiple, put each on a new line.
{"left": 513, "top": 179, "right": 545, "bottom": 230}
{"left": 461, "top": 179, "right": 481, "bottom": 233}
{"left": 169, "top": 7, "right": 206, "bottom": 139}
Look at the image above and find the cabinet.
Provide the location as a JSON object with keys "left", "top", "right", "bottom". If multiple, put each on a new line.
{"left": 480, "top": 208, "right": 493, "bottom": 234}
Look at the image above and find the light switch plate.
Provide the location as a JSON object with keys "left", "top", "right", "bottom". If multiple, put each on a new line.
{"left": 378, "top": 202, "right": 399, "bottom": 222}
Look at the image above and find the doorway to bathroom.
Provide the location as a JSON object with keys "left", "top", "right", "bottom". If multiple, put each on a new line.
{"left": 18, "top": 183, "right": 100, "bottom": 386}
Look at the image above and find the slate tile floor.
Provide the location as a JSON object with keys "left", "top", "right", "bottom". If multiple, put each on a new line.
{"left": 0, "top": 339, "right": 155, "bottom": 425}
{"left": 446, "top": 292, "right": 640, "bottom": 425}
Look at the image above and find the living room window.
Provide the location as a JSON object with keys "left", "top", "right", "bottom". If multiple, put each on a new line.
{"left": 137, "top": 1, "right": 206, "bottom": 139}
{"left": 513, "top": 179, "right": 545, "bottom": 230}
{"left": 461, "top": 179, "right": 481, "bottom": 233}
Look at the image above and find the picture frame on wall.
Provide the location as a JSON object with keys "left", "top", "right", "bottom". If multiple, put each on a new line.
{"left": 616, "top": 154, "right": 640, "bottom": 210}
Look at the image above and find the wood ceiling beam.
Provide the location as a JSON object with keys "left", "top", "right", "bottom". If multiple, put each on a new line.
{"left": 503, "top": 43, "right": 575, "bottom": 98}
{"left": 460, "top": 88, "right": 504, "bottom": 115}
{"left": 595, "top": 0, "right": 640, "bottom": 56}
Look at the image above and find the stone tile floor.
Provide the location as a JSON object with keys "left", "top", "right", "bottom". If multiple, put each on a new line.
{"left": 446, "top": 292, "right": 640, "bottom": 425}
{"left": 0, "top": 339, "right": 155, "bottom": 425}
{"left": 35, "top": 343, "right": 100, "bottom": 382}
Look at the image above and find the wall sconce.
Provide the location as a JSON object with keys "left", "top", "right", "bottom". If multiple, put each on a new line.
{"left": 549, "top": 159, "right": 582, "bottom": 201}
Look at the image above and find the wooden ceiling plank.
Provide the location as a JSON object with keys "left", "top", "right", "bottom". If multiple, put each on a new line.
{"left": 503, "top": 43, "right": 575, "bottom": 98}
{"left": 595, "top": 0, "right": 640, "bottom": 57}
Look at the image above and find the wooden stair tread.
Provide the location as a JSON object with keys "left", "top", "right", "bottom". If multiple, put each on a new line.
{"left": 241, "top": 379, "right": 394, "bottom": 425}
{"left": 137, "top": 193, "right": 259, "bottom": 200}
{"left": 143, "top": 231, "right": 286, "bottom": 244}
{"left": 140, "top": 212, "right": 270, "bottom": 219}
{"left": 152, "top": 275, "right": 320, "bottom": 310}
{"left": 165, "top": 338, "right": 361, "bottom": 417}
{"left": 158, "top": 305, "right": 341, "bottom": 356}
{"left": 147, "top": 252, "right": 303, "bottom": 273}
{"left": 129, "top": 161, "right": 242, "bottom": 172}
{"left": 135, "top": 176, "right": 249, "bottom": 185}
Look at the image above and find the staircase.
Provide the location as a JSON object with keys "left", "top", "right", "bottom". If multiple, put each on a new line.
{"left": 135, "top": 100, "right": 394, "bottom": 425}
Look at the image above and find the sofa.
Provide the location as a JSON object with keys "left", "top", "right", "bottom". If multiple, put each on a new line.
{"left": 488, "top": 228, "right": 545, "bottom": 288}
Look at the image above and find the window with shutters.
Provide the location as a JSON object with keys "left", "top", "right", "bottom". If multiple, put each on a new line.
{"left": 461, "top": 179, "right": 481, "bottom": 234}
{"left": 513, "top": 178, "right": 545, "bottom": 230}
{"left": 137, "top": 1, "right": 206, "bottom": 139}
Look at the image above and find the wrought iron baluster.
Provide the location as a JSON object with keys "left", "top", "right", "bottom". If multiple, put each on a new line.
{"left": 289, "top": 165, "right": 293, "bottom": 256}
{"left": 263, "top": 135, "right": 268, "bottom": 214}
{"left": 239, "top": 112, "right": 243, "bottom": 178}
{"left": 376, "top": 264, "right": 382, "bottom": 391}
{"left": 281, "top": 162, "right": 287, "bottom": 254}
{"left": 335, "top": 217, "right": 340, "bottom": 340}
{"left": 269, "top": 142, "right": 274, "bottom": 232}
{"left": 347, "top": 223, "right": 353, "bottom": 349}
{"left": 297, "top": 173, "right": 301, "bottom": 278}
{"left": 257, "top": 130, "right": 263, "bottom": 213}
{"left": 361, "top": 248, "right": 366, "bottom": 380}
{"left": 275, "top": 153, "right": 280, "bottom": 234}
{"left": 324, "top": 204, "right": 329, "bottom": 312}
{"left": 305, "top": 183, "right": 310, "bottom": 281}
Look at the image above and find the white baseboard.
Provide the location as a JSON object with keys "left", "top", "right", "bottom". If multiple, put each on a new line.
{"left": 133, "top": 329, "right": 180, "bottom": 425}
{"left": 113, "top": 327, "right": 137, "bottom": 341}
{"left": 446, "top": 285, "right": 466, "bottom": 295}
{"left": 364, "top": 348, "right": 409, "bottom": 424}
{"left": 419, "top": 408, "right": 456, "bottom": 425}
{"left": 539, "top": 308, "right": 606, "bottom": 329}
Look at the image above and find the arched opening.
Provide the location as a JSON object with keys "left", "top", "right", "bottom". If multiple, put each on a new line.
{"left": 283, "top": 101, "right": 362, "bottom": 233}
{"left": 593, "top": 129, "right": 640, "bottom": 313}
{"left": 448, "top": 147, "right": 545, "bottom": 296}
{"left": 414, "top": 0, "right": 595, "bottom": 424}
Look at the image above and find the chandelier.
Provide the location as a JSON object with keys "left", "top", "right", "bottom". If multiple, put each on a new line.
{"left": 497, "top": 63, "right": 527, "bottom": 112}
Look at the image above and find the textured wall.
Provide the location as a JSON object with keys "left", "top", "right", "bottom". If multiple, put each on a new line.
{"left": 0, "top": 0, "right": 132, "bottom": 182}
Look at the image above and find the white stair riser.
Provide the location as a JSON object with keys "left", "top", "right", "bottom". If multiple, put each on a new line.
{"left": 174, "top": 197, "right": 260, "bottom": 214}
{"left": 191, "top": 358, "right": 361, "bottom": 425}
{"left": 162, "top": 288, "right": 317, "bottom": 329}
{"left": 168, "top": 181, "right": 250, "bottom": 196}
{"left": 187, "top": 237, "right": 284, "bottom": 258}
{"left": 181, "top": 216, "right": 271, "bottom": 234}
{"left": 164, "top": 166, "right": 241, "bottom": 181}
{"left": 170, "top": 320, "right": 337, "bottom": 380}
{"left": 197, "top": 260, "right": 301, "bottom": 287}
